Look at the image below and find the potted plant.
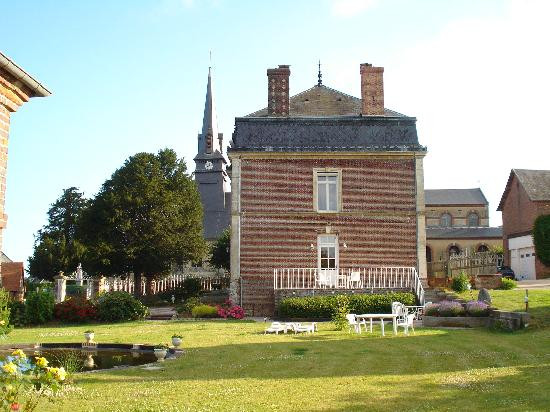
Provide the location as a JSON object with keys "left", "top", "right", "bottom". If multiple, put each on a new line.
{"left": 171, "top": 334, "right": 183, "bottom": 348}
{"left": 84, "top": 330, "right": 95, "bottom": 343}
{"left": 153, "top": 343, "right": 169, "bottom": 361}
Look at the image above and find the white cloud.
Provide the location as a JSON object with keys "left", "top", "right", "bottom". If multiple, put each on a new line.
{"left": 330, "top": 0, "right": 378, "bottom": 17}
{"left": 382, "top": 0, "right": 550, "bottom": 226}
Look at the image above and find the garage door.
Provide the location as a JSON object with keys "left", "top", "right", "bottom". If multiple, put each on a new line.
{"left": 518, "top": 247, "right": 536, "bottom": 280}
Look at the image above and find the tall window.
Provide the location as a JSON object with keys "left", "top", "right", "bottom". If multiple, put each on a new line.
{"left": 467, "top": 212, "right": 479, "bottom": 227}
{"left": 314, "top": 170, "right": 341, "bottom": 212}
{"left": 206, "top": 133, "right": 212, "bottom": 154}
{"left": 318, "top": 235, "right": 338, "bottom": 269}
{"left": 440, "top": 213, "right": 452, "bottom": 227}
{"left": 426, "top": 246, "right": 432, "bottom": 263}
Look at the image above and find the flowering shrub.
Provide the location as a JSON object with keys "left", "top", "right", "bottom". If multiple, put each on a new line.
{"left": 424, "top": 303, "right": 440, "bottom": 316}
{"left": 438, "top": 301, "right": 465, "bottom": 317}
{"left": 465, "top": 301, "right": 490, "bottom": 317}
{"left": 54, "top": 298, "right": 97, "bottom": 323}
{"left": 0, "top": 349, "right": 66, "bottom": 411}
{"left": 216, "top": 299, "right": 245, "bottom": 319}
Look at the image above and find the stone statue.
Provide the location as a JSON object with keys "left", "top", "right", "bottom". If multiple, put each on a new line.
{"left": 477, "top": 288, "right": 492, "bottom": 305}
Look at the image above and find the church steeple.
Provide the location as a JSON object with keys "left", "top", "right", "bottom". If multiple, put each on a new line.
{"left": 193, "top": 66, "right": 231, "bottom": 241}
{"left": 199, "top": 67, "right": 221, "bottom": 155}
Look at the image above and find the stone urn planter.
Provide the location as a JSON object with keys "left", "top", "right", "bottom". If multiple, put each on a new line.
{"left": 171, "top": 336, "right": 182, "bottom": 348}
{"left": 154, "top": 348, "right": 168, "bottom": 362}
{"left": 84, "top": 331, "right": 95, "bottom": 343}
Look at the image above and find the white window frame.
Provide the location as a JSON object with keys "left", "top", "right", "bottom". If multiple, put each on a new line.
{"left": 313, "top": 168, "right": 342, "bottom": 213}
{"left": 318, "top": 234, "right": 339, "bottom": 271}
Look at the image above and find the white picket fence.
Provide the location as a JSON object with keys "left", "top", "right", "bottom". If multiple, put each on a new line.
{"left": 102, "top": 273, "right": 229, "bottom": 295}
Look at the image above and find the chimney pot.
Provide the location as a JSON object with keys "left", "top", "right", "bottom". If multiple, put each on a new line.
{"left": 267, "top": 65, "right": 290, "bottom": 116}
{"left": 360, "top": 63, "right": 384, "bottom": 115}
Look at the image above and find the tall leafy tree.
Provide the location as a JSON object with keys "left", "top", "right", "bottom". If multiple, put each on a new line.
{"left": 210, "top": 227, "right": 230, "bottom": 272}
{"left": 28, "top": 187, "right": 88, "bottom": 280}
{"left": 79, "top": 149, "right": 207, "bottom": 296}
{"left": 533, "top": 214, "right": 550, "bottom": 267}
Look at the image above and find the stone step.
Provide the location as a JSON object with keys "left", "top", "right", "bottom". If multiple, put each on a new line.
{"left": 147, "top": 306, "right": 177, "bottom": 320}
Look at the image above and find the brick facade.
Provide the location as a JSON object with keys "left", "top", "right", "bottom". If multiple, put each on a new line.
{"left": 0, "top": 262, "right": 24, "bottom": 301}
{"left": 500, "top": 172, "right": 550, "bottom": 278}
{"left": 235, "top": 155, "right": 419, "bottom": 315}
{"left": 0, "top": 52, "right": 50, "bottom": 277}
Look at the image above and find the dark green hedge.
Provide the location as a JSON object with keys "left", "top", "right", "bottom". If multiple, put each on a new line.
{"left": 278, "top": 292, "right": 416, "bottom": 319}
{"left": 533, "top": 214, "right": 550, "bottom": 266}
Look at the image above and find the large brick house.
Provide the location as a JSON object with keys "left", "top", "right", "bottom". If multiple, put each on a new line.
{"left": 425, "top": 188, "right": 502, "bottom": 274}
{"left": 0, "top": 52, "right": 50, "bottom": 281}
{"left": 228, "top": 63, "right": 427, "bottom": 315}
{"left": 498, "top": 169, "right": 550, "bottom": 280}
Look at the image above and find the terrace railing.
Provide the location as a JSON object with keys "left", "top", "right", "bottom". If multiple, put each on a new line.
{"left": 273, "top": 266, "right": 424, "bottom": 305}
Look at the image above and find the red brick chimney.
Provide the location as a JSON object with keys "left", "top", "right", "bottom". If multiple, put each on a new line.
{"left": 360, "top": 63, "right": 384, "bottom": 116}
{"left": 267, "top": 65, "right": 290, "bottom": 116}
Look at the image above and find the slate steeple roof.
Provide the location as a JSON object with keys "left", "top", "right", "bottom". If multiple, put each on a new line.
{"left": 201, "top": 67, "right": 219, "bottom": 145}
{"left": 196, "top": 67, "right": 225, "bottom": 161}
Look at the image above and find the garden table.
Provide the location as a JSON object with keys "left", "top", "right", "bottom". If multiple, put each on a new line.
{"left": 355, "top": 313, "right": 398, "bottom": 336}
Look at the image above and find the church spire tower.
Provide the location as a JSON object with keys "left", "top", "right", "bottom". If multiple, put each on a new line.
{"left": 194, "top": 66, "right": 231, "bottom": 240}
{"left": 199, "top": 67, "right": 222, "bottom": 154}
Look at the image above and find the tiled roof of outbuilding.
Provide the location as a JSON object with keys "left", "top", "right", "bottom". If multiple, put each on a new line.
{"left": 426, "top": 227, "right": 502, "bottom": 239}
{"left": 425, "top": 188, "right": 488, "bottom": 206}
{"left": 247, "top": 84, "right": 406, "bottom": 118}
{"left": 497, "top": 169, "right": 550, "bottom": 211}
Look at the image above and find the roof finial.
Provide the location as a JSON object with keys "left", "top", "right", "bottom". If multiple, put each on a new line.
{"left": 317, "top": 60, "right": 322, "bottom": 86}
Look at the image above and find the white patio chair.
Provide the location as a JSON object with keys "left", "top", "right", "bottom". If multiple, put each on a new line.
{"left": 346, "top": 314, "right": 361, "bottom": 333}
{"left": 396, "top": 307, "right": 415, "bottom": 335}
{"left": 349, "top": 271, "right": 362, "bottom": 288}
{"left": 264, "top": 322, "right": 287, "bottom": 335}
{"left": 317, "top": 272, "right": 330, "bottom": 288}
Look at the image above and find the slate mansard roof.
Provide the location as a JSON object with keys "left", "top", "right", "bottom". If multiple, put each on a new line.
{"left": 425, "top": 188, "right": 488, "bottom": 206}
{"left": 497, "top": 169, "right": 550, "bottom": 211}
{"left": 230, "top": 84, "right": 425, "bottom": 153}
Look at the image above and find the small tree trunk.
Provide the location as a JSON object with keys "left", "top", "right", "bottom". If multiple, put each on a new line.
{"left": 134, "top": 272, "right": 143, "bottom": 298}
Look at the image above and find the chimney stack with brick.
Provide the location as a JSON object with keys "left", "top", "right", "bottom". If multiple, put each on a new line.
{"left": 360, "top": 63, "right": 384, "bottom": 116}
{"left": 267, "top": 65, "right": 290, "bottom": 116}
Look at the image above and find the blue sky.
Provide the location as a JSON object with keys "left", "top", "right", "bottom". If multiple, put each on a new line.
{"left": 2, "top": 0, "right": 549, "bottom": 265}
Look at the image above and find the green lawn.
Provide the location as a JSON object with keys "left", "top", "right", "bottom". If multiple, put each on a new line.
{"left": 457, "top": 288, "right": 550, "bottom": 327}
{"left": 4, "top": 290, "right": 550, "bottom": 411}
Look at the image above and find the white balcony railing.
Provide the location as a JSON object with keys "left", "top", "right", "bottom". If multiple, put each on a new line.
{"left": 273, "top": 266, "right": 424, "bottom": 304}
